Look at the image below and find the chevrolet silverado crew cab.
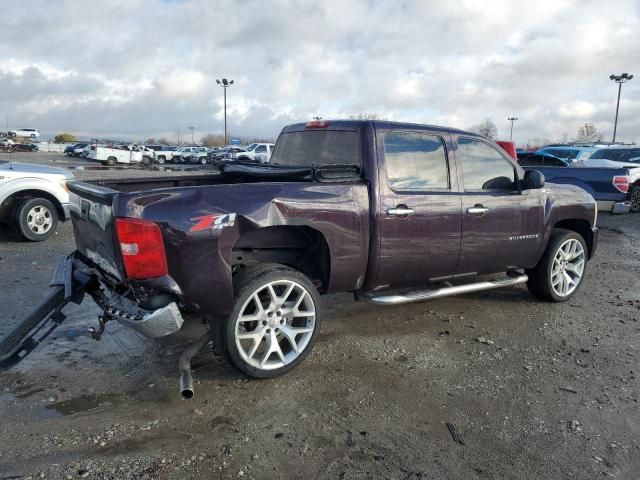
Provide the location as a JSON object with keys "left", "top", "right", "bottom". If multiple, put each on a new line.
{"left": 0, "top": 120, "right": 598, "bottom": 398}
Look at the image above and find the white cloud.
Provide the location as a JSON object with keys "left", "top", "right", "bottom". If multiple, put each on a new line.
{"left": 0, "top": 0, "right": 638, "bottom": 144}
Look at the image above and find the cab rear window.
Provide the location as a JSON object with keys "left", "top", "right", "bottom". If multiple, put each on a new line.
{"left": 270, "top": 131, "right": 360, "bottom": 167}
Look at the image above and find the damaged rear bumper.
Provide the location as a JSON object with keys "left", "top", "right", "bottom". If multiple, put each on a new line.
{"left": 0, "top": 252, "right": 185, "bottom": 369}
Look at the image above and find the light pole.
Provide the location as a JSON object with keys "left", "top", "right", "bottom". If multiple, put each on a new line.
{"left": 610, "top": 73, "right": 633, "bottom": 143}
{"left": 216, "top": 78, "right": 234, "bottom": 145}
{"left": 507, "top": 117, "right": 518, "bottom": 141}
{"left": 188, "top": 126, "right": 195, "bottom": 145}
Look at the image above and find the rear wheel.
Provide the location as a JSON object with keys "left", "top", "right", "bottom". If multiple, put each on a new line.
{"left": 200, "top": 157, "right": 207, "bottom": 165}
{"left": 630, "top": 186, "right": 640, "bottom": 213}
{"left": 15, "top": 197, "right": 59, "bottom": 242}
{"left": 157, "top": 155, "right": 166, "bottom": 164}
{"left": 106, "top": 156, "right": 116, "bottom": 166}
{"left": 526, "top": 229, "right": 587, "bottom": 302}
{"left": 224, "top": 264, "right": 321, "bottom": 378}
{"left": 142, "top": 156, "right": 152, "bottom": 166}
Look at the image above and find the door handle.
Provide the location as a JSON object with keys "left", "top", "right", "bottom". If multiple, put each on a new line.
{"left": 387, "top": 207, "right": 415, "bottom": 216}
{"left": 467, "top": 206, "right": 489, "bottom": 216}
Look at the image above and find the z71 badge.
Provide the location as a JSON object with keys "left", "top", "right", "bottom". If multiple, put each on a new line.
{"left": 190, "top": 213, "right": 236, "bottom": 232}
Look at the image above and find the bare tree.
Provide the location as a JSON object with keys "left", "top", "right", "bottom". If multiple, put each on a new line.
{"left": 201, "top": 133, "right": 226, "bottom": 147}
{"left": 349, "top": 112, "right": 387, "bottom": 121}
{"left": 469, "top": 118, "right": 498, "bottom": 139}
{"left": 175, "top": 128, "right": 183, "bottom": 145}
{"left": 574, "top": 123, "right": 603, "bottom": 143}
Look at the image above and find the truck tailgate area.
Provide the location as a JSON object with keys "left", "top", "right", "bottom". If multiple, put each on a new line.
{"left": 67, "top": 181, "right": 123, "bottom": 280}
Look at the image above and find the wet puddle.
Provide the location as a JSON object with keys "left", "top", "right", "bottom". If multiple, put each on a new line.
{"left": 45, "top": 394, "right": 124, "bottom": 416}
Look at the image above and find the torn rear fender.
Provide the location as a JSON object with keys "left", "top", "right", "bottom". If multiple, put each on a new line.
{"left": 113, "top": 182, "right": 370, "bottom": 316}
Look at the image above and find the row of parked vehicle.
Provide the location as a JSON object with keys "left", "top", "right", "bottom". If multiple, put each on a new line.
{"left": 63, "top": 142, "right": 275, "bottom": 166}
{"left": 512, "top": 143, "right": 640, "bottom": 214}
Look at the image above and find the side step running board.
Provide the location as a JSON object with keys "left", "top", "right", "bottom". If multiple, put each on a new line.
{"left": 362, "top": 272, "right": 528, "bottom": 305}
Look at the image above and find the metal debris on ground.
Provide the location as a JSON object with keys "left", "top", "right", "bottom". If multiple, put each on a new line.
{"left": 446, "top": 422, "right": 465, "bottom": 445}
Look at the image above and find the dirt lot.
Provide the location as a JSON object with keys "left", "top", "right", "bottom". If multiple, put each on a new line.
{"left": 0, "top": 153, "right": 639, "bottom": 479}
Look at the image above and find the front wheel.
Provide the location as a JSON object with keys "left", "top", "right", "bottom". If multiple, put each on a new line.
{"left": 224, "top": 264, "right": 321, "bottom": 378}
{"left": 157, "top": 156, "right": 166, "bottom": 164}
{"left": 200, "top": 157, "right": 207, "bottom": 165}
{"left": 15, "top": 197, "right": 59, "bottom": 242}
{"left": 526, "top": 229, "right": 588, "bottom": 302}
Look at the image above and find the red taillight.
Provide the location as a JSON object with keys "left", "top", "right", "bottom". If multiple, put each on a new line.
{"left": 115, "top": 218, "right": 168, "bottom": 279}
{"left": 305, "top": 120, "right": 330, "bottom": 128}
{"left": 612, "top": 175, "right": 629, "bottom": 193}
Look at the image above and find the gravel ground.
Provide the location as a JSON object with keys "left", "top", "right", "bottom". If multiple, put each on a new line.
{"left": 0, "top": 154, "right": 639, "bottom": 479}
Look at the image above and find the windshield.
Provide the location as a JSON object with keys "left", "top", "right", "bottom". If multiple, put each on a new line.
{"left": 245, "top": 143, "right": 258, "bottom": 151}
{"left": 590, "top": 148, "right": 640, "bottom": 162}
{"left": 270, "top": 130, "right": 361, "bottom": 167}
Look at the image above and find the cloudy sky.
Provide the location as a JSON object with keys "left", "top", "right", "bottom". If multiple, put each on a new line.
{"left": 1, "top": 0, "right": 639, "bottom": 145}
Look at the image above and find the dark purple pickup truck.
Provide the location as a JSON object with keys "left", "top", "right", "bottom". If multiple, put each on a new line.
{"left": 0, "top": 120, "right": 598, "bottom": 397}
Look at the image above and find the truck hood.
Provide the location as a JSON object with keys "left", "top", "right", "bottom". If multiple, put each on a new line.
{"left": 0, "top": 161, "right": 74, "bottom": 180}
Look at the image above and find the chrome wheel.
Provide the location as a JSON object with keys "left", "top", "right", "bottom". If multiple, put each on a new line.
{"left": 235, "top": 280, "right": 316, "bottom": 371}
{"left": 550, "top": 238, "right": 585, "bottom": 297}
{"left": 26, "top": 205, "right": 53, "bottom": 235}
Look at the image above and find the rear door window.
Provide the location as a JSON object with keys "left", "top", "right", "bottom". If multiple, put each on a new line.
{"left": 383, "top": 131, "right": 449, "bottom": 190}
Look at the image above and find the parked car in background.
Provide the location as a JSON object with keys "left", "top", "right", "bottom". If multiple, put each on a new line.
{"left": 536, "top": 146, "right": 599, "bottom": 162}
{"left": 143, "top": 145, "right": 177, "bottom": 164}
{"left": 9, "top": 128, "right": 40, "bottom": 139}
{"left": 65, "top": 143, "right": 89, "bottom": 157}
{"left": 13, "top": 143, "right": 39, "bottom": 152}
{"left": 587, "top": 146, "right": 640, "bottom": 163}
{"left": 209, "top": 146, "right": 248, "bottom": 164}
{"left": 520, "top": 155, "right": 640, "bottom": 213}
{"left": 88, "top": 145, "right": 145, "bottom": 165}
{"left": 179, "top": 146, "right": 210, "bottom": 164}
{"left": 0, "top": 161, "right": 72, "bottom": 241}
{"left": 235, "top": 143, "right": 275, "bottom": 163}
{"left": 172, "top": 146, "right": 201, "bottom": 163}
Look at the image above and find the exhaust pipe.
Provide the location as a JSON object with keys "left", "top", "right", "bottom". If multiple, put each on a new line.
{"left": 179, "top": 334, "right": 209, "bottom": 400}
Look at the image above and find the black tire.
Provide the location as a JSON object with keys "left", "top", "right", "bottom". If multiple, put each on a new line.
{"left": 106, "top": 156, "right": 116, "bottom": 166}
{"left": 200, "top": 157, "right": 207, "bottom": 165}
{"left": 15, "top": 197, "right": 59, "bottom": 242}
{"left": 8, "top": 132, "right": 16, "bottom": 138}
{"left": 157, "top": 155, "right": 166, "bottom": 164}
{"left": 223, "top": 264, "right": 322, "bottom": 379}
{"left": 142, "top": 156, "right": 151, "bottom": 166}
{"left": 630, "top": 186, "right": 640, "bottom": 213}
{"left": 30, "top": 134, "right": 36, "bottom": 139}
{"left": 526, "top": 229, "right": 588, "bottom": 302}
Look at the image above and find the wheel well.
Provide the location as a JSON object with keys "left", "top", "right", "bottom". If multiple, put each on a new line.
{"left": 1, "top": 189, "right": 65, "bottom": 221}
{"left": 231, "top": 226, "right": 331, "bottom": 292}
{"left": 553, "top": 219, "right": 593, "bottom": 256}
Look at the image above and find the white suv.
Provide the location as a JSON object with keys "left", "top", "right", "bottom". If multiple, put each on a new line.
{"left": 9, "top": 128, "right": 40, "bottom": 139}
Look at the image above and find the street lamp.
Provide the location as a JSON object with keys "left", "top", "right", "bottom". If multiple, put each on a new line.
{"left": 188, "top": 126, "right": 195, "bottom": 145}
{"left": 216, "top": 78, "right": 234, "bottom": 145}
{"left": 609, "top": 73, "right": 633, "bottom": 143}
{"left": 507, "top": 117, "right": 518, "bottom": 141}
